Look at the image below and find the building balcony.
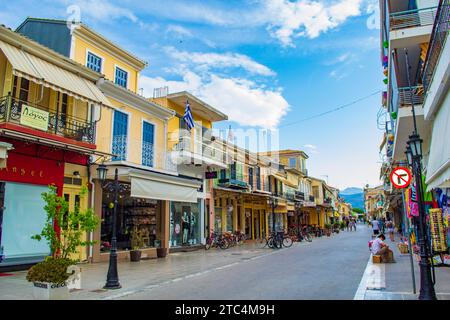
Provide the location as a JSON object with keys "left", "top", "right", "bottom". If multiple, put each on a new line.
{"left": 218, "top": 177, "right": 249, "bottom": 190}
{"left": 109, "top": 135, "right": 177, "bottom": 173}
{"left": 171, "top": 135, "right": 228, "bottom": 169}
{"left": 295, "top": 191, "right": 305, "bottom": 201}
{"left": 309, "top": 195, "right": 315, "bottom": 202}
{"left": 390, "top": 6, "right": 437, "bottom": 31}
{"left": 0, "top": 95, "right": 95, "bottom": 146}
{"left": 284, "top": 191, "right": 296, "bottom": 202}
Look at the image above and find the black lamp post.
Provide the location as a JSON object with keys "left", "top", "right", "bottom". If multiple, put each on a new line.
{"left": 97, "top": 164, "right": 128, "bottom": 290}
{"left": 405, "top": 135, "right": 437, "bottom": 300}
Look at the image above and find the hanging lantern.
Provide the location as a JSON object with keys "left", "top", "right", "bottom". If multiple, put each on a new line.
{"left": 383, "top": 56, "right": 388, "bottom": 68}
{"left": 382, "top": 91, "right": 387, "bottom": 99}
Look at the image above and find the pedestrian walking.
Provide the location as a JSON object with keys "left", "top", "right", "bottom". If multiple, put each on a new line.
{"left": 386, "top": 219, "right": 395, "bottom": 242}
{"left": 352, "top": 219, "right": 357, "bottom": 231}
{"left": 371, "top": 217, "right": 380, "bottom": 237}
{"left": 345, "top": 218, "right": 350, "bottom": 231}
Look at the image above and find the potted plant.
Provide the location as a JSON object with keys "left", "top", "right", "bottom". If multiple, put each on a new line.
{"left": 130, "top": 227, "right": 145, "bottom": 262}
{"left": 324, "top": 223, "right": 332, "bottom": 236}
{"left": 333, "top": 222, "right": 340, "bottom": 233}
{"left": 156, "top": 240, "right": 168, "bottom": 258}
{"left": 27, "top": 185, "right": 99, "bottom": 299}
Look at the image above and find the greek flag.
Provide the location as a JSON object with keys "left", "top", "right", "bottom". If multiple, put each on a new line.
{"left": 183, "top": 100, "right": 195, "bottom": 131}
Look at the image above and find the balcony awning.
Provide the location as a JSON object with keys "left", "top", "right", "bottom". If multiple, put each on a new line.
{"left": 0, "top": 40, "right": 111, "bottom": 106}
{"left": 425, "top": 101, "right": 450, "bottom": 190}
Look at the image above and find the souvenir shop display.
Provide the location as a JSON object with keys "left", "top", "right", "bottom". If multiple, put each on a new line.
{"left": 124, "top": 198, "right": 158, "bottom": 247}
{"left": 429, "top": 208, "right": 447, "bottom": 252}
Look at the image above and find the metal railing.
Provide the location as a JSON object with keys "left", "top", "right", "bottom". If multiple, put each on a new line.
{"left": 295, "top": 191, "right": 305, "bottom": 200}
{"left": 309, "top": 195, "right": 315, "bottom": 202}
{"left": 398, "top": 86, "right": 425, "bottom": 107}
{"left": 389, "top": 6, "right": 438, "bottom": 30}
{"left": 422, "top": 1, "right": 450, "bottom": 92}
{"left": 0, "top": 95, "right": 95, "bottom": 144}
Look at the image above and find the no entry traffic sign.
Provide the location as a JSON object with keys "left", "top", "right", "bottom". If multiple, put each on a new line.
{"left": 390, "top": 167, "right": 412, "bottom": 189}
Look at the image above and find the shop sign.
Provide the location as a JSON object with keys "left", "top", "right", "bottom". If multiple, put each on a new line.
{"left": 205, "top": 171, "right": 217, "bottom": 179}
{"left": 20, "top": 105, "right": 49, "bottom": 131}
{"left": 0, "top": 152, "right": 64, "bottom": 187}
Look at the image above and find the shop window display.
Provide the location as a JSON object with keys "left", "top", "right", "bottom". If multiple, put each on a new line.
{"left": 214, "top": 208, "right": 222, "bottom": 234}
{"left": 101, "top": 185, "right": 159, "bottom": 251}
{"left": 170, "top": 201, "right": 201, "bottom": 247}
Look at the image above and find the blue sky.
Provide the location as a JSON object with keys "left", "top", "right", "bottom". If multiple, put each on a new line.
{"left": 0, "top": 0, "right": 385, "bottom": 190}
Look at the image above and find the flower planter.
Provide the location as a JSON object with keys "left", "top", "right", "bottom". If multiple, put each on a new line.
{"left": 130, "top": 250, "right": 142, "bottom": 262}
{"left": 32, "top": 281, "right": 68, "bottom": 300}
{"left": 157, "top": 248, "right": 168, "bottom": 258}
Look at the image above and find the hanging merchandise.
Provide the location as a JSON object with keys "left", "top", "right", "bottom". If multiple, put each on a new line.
{"left": 383, "top": 40, "right": 389, "bottom": 49}
{"left": 409, "top": 184, "right": 419, "bottom": 217}
{"left": 383, "top": 56, "right": 388, "bottom": 68}
{"left": 429, "top": 208, "right": 447, "bottom": 252}
{"left": 383, "top": 78, "right": 388, "bottom": 84}
{"left": 383, "top": 68, "right": 388, "bottom": 77}
{"left": 391, "top": 111, "right": 397, "bottom": 120}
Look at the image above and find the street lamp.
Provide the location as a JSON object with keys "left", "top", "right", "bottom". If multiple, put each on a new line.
{"left": 405, "top": 134, "right": 437, "bottom": 300}
{"left": 97, "top": 165, "right": 129, "bottom": 290}
{"left": 405, "top": 145, "right": 413, "bottom": 167}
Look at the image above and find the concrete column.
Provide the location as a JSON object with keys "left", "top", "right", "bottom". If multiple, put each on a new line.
{"left": 265, "top": 210, "right": 269, "bottom": 238}
{"left": 233, "top": 198, "right": 238, "bottom": 232}
{"left": 161, "top": 200, "right": 170, "bottom": 250}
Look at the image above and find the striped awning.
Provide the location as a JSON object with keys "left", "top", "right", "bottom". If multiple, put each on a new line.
{"left": 0, "top": 40, "right": 111, "bottom": 106}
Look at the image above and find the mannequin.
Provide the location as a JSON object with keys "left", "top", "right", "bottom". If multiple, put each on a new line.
{"left": 182, "top": 211, "right": 190, "bottom": 245}
{"left": 189, "top": 212, "right": 196, "bottom": 245}
{"left": 170, "top": 216, "right": 174, "bottom": 247}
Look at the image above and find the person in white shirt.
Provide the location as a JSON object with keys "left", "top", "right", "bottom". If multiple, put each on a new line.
{"left": 371, "top": 234, "right": 395, "bottom": 263}
{"left": 372, "top": 218, "right": 380, "bottom": 236}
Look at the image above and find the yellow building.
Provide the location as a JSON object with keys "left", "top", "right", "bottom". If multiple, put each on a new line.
{"left": 0, "top": 23, "right": 111, "bottom": 266}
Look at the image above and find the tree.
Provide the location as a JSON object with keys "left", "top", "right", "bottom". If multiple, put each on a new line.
{"left": 352, "top": 207, "right": 364, "bottom": 214}
{"left": 31, "top": 185, "right": 99, "bottom": 260}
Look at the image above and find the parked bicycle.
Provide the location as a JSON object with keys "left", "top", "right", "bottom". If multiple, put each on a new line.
{"left": 205, "top": 232, "right": 229, "bottom": 250}
{"left": 263, "top": 231, "right": 293, "bottom": 249}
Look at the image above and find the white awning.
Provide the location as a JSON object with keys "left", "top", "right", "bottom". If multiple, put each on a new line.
{"left": 0, "top": 40, "right": 111, "bottom": 106}
{"left": 131, "top": 176, "right": 199, "bottom": 203}
{"left": 426, "top": 99, "right": 450, "bottom": 190}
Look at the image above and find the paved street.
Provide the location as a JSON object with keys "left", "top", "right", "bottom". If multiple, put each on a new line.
{"left": 2, "top": 222, "right": 450, "bottom": 300}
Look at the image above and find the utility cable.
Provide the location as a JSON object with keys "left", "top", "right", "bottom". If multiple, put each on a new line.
{"left": 279, "top": 89, "right": 383, "bottom": 128}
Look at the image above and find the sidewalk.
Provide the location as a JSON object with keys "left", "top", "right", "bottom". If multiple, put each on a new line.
{"left": 357, "top": 232, "right": 450, "bottom": 300}
{"left": 0, "top": 241, "right": 292, "bottom": 300}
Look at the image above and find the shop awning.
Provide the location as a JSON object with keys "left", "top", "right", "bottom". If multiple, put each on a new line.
{"left": 129, "top": 171, "right": 201, "bottom": 203}
{"left": 425, "top": 101, "right": 450, "bottom": 190}
{"left": 0, "top": 40, "right": 111, "bottom": 106}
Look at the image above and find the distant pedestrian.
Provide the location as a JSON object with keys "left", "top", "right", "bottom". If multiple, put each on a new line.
{"left": 372, "top": 218, "right": 380, "bottom": 237}
{"left": 386, "top": 220, "right": 395, "bottom": 242}
{"left": 345, "top": 219, "right": 350, "bottom": 231}
{"left": 352, "top": 219, "right": 357, "bottom": 231}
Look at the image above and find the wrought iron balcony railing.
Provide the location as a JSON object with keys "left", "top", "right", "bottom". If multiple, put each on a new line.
{"left": 422, "top": 1, "right": 450, "bottom": 92}
{"left": 0, "top": 95, "right": 95, "bottom": 144}
{"left": 284, "top": 191, "right": 296, "bottom": 202}
{"left": 309, "top": 195, "right": 315, "bottom": 202}
{"left": 295, "top": 191, "right": 305, "bottom": 201}
{"left": 389, "top": 6, "right": 438, "bottom": 31}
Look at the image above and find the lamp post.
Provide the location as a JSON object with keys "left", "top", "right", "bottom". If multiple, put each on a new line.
{"left": 268, "top": 195, "right": 278, "bottom": 236}
{"left": 405, "top": 135, "right": 437, "bottom": 300}
{"left": 96, "top": 164, "right": 129, "bottom": 290}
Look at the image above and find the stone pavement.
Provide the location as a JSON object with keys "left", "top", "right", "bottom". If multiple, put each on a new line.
{"left": 0, "top": 241, "right": 287, "bottom": 300}
{"left": 355, "top": 230, "right": 450, "bottom": 300}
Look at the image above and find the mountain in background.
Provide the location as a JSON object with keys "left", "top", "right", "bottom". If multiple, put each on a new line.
{"left": 339, "top": 187, "right": 364, "bottom": 210}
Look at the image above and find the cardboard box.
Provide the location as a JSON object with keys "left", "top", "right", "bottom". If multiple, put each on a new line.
{"left": 372, "top": 255, "right": 382, "bottom": 263}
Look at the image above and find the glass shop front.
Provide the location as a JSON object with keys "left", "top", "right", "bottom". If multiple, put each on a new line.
{"left": 169, "top": 200, "right": 201, "bottom": 247}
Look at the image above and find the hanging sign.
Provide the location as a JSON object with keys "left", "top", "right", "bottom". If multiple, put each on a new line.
{"left": 390, "top": 167, "right": 412, "bottom": 189}
{"left": 205, "top": 171, "right": 217, "bottom": 179}
{"left": 20, "top": 104, "right": 49, "bottom": 131}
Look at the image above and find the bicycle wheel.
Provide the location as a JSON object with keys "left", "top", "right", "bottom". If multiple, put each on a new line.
{"left": 219, "top": 238, "right": 230, "bottom": 250}
{"left": 305, "top": 234, "right": 313, "bottom": 242}
{"left": 205, "top": 239, "right": 212, "bottom": 250}
{"left": 283, "top": 237, "right": 293, "bottom": 248}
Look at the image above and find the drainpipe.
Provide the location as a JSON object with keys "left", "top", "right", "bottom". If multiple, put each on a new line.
{"left": 87, "top": 156, "right": 95, "bottom": 262}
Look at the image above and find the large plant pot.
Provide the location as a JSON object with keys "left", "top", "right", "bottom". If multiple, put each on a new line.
{"left": 130, "top": 250, "right": 142, "bottom": 262}
{"left": 66, "top": 265, "right": 82, "bottom": 290}
{"left": 32, "top": 282, "right": 69, "bottom": 300}
{"left": 157, "top": 248, "right": 168, "bottom": 258}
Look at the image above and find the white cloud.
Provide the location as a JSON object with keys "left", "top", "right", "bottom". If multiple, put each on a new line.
{"left": 141, "top": 72, "right": 289, "bottom": 128}
{"left": 70, "top": 0, "right": 138, "bottom": 23}
{"left": 164, "top": 47, "right": 276, "bottom": 77}
{"left": 166, "top": 25, "right": 193, "bottom": 38}
{"left": 304, "top": 144, "right": 318, "bottom": 154}
{"left": 264, "top": 0, "right": 363, "bottom": 46}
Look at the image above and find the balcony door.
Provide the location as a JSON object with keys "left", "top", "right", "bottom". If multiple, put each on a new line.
{"left": 112, "top": 110, "right": 128, "bottom": 161}
{"left": 142, "top": 121, "right": 155, "bottom": 167}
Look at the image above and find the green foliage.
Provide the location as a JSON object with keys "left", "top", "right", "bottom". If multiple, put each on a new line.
{"left": 340, "top": 221, "right": 346, "bottom": 230}
{"left": 26, "top": 257, "right": 76, "bottom": 284}
{"left": 130, "top": 227, "right": 145, "bottom": 250}
{"left": 324, "top": 223, "right": 332, "bottom": 230}
{"left": 352, "top": 208, "right": 364, "bottom": 214}
{"left": 31, "top": 185, "right": 100, "bottom": 260}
